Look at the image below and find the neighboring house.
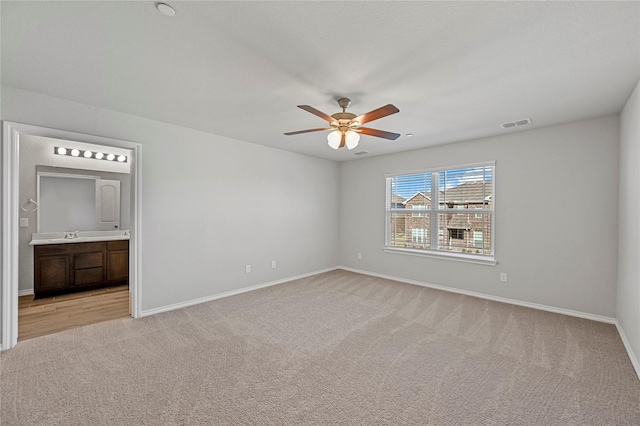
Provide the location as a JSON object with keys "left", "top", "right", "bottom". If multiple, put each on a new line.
{"left": 404, "top": 192, "right": 433, "bottom": 246}
{"left": 394, "top": 181, "right": 492, "bottom": 254}
{"left": 389, "top": 193, "right": 407, "bottom": 236}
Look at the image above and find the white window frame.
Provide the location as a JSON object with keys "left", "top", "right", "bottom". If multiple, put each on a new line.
{"left": 384, "top": 161, "right": 496, "bottom": 266}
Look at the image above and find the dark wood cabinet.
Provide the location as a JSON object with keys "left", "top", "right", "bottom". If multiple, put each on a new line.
{"left": 34, "top": 240, "right": 128, "bottom": 299}
{"left": 107, "top": 241, "right": 129, "bottom": 282}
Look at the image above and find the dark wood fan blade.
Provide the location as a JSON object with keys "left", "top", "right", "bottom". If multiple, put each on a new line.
{"left": 357, "top": 127, "right": 401, "bottom": 140}
{"left": 284, "top": 128, "right": 331, "bottom": 136}
{"left": 353, "top": 104, "right": 399, "bottom": 125}
{"left": 298, "top": 105, "right": 336, "bottom": 123}
{"left": 339, "top": 132, "right": 346, "bottom": 148}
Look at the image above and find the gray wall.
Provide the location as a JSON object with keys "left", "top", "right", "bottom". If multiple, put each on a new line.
{"left": 339, "top": 115, "right": 620, "bottom": 317}
{"left": 3, "top": 85, "right": 340, "bottom": 313}
{"left": 617, "top": 80, "right": 640, "bottom": 368}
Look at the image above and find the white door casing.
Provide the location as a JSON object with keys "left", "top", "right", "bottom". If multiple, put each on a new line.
{"left": 1, "top": 121, "right": 142, "bottom": 351}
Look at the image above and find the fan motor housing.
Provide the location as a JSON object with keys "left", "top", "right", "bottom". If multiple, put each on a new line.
{"left": 331, "top": 112, "right": 356, "bottom": 121}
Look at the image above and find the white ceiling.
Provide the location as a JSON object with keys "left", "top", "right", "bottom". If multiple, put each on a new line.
{"left": 2, "top": 1, "right": 639, "bottom": 161}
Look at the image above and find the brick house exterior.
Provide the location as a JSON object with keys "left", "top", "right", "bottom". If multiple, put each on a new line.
{"left": 396, "top": 181, "right": 492, "bottom": 254}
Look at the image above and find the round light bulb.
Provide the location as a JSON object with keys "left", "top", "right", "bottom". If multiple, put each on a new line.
{"left": 95, "top": 152, "right": 104, "bottom": 160}
{"left": 70, "top": 149, "right": 80, "bottom": 157}
{"left": 106, "top": 153, "right": 115, "bottom": 161}
{"left": 117, "top": 155, "right": 126, "bottom": 162}
{"left": 56, "top": 147, "right": 67, "bottom": 155}
{"left": 345, "top": 131, "right": 360, "bottom": 150}
{"left": 84, "top": 150, "right": 93, "bottom": 158}
{"left": 327, "top": 131, "right": 342, "bottom": 150}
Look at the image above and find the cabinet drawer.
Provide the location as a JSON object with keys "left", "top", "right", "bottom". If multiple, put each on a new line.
{"left": 74, "top": 267, "right": 104, "bottom": 286}
{"left": 107, "top": 240, "right": 129, "bottom": 251}
{"left": 74, "top": 252, "right": 104, "bottom": 269}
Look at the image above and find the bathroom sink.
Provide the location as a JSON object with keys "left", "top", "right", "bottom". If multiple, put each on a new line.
{"left": 30, "top": 230, "right": 130, "bottom": 245}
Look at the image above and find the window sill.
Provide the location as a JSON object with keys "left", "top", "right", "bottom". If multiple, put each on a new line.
{"left": 383, "top": 247, "right": 497, "bottom": 266}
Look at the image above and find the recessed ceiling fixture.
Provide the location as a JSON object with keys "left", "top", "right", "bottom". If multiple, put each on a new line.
{"left": 156, "top": 3, "right": 175, "bottom": 17}
{"left": 284, "top": 98, "right": 400, "bottom": 150}
{"left": 406, "top": 133, "right": 414, "bottom": 138}
{"left": 55, "top": 147, "right": 127, "bottom": 163}
{"left": 501, "top": 118, "right": 532, "bottom": 129}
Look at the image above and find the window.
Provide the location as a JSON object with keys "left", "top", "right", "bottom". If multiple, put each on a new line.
{"left": 450, "top": 229, "right": 465, "bottom": 240}
{"left": 411, "top": 204, "right": 426, "bottom": 217}
{"left": 473, "top": 230, "right": 483, "bottom": 247}
{"left": 385, "top": 163, "right": 495, "bottom": 263}
{"left": 412, "top": 228, "right": 426, "bottom": 243}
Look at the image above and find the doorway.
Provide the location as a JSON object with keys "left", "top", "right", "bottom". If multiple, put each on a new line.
{"left": 2, "top": 121, "right": 142, "bottom": 350}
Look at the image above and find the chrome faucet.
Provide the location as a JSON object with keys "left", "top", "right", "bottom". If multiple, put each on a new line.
{"left": 65, "top": 231, "right": 79, "bottom": 239}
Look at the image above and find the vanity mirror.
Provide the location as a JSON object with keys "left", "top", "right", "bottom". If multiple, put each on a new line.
{"left": 37, "top": 172, "right": 121, "bottom": 232}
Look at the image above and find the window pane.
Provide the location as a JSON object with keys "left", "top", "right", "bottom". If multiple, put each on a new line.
{"left": 440, "top": 166, "right": 493, "bottom": 208}
{"left": 437, "top": 212, "right": 492, "bottom": 255}
{"left": 391, "top": 174, "right": 431, "bottom": 203}
{"left": 388, "top": 211, "right": 430, "bottom": 249}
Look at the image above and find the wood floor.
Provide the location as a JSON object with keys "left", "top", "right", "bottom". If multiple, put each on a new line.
{"left": 18, "top": 286, "right": 130, "bottom": 341}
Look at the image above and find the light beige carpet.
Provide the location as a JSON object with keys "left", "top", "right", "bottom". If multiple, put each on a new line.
{"left": 1, "top": 270, "right": 639, "bottom": 425}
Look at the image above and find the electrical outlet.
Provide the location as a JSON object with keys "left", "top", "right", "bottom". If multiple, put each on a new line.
{"left": 271, "top": 260, "right": 276, "bottom": 269}
{"left": 245, "top": 264, "right": 251, "bottom": 274}
{"left": 20, "top": 218, "right": 29, "bottom": 227}
{"left": 500, "top": 272, "right": 508, "bottom": 282}
{"left": 357, "top": 252, "right": 362, "bottom": 260}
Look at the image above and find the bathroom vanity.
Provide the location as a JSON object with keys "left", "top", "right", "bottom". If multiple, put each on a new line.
{"left": 31, "top": 231, "right": 129, "bottom": 299}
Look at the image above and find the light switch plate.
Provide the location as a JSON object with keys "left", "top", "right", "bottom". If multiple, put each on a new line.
{"left": 20, "top": 218, "right": 29, "bottom": 227}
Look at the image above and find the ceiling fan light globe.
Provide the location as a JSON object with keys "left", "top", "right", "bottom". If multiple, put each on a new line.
{"left": 327, "top": 131, "right": 341, "bottom": 149}
{"left": 345, "top": 131, "right": 360, "bottom": 150}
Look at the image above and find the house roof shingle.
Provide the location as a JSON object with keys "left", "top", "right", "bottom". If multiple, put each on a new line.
{"left": 442, "top": 181, "right": 491, "bottom": 204}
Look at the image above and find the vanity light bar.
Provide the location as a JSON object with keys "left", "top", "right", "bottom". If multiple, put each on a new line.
{"left": 54, "top": 147, "right": 127, "bottom": 163}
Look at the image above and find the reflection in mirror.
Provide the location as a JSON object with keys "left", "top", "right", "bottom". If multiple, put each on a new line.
{"left": 37, "top": 172, "right": 121, "bottom": 232}
{"left": 38, "top": 173, "right": 98, "bottom": 232}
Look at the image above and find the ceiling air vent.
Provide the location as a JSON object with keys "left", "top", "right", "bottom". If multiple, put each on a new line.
{"left": 353, "top": 151, "right": 369, "bottom": 156}
{"left": 501, "top": 118, "right": 532, "bottom": 129}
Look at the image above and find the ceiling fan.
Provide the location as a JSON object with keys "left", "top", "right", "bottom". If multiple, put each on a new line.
{"left": 284, "top": 98, "right": 400, "bottom": 150}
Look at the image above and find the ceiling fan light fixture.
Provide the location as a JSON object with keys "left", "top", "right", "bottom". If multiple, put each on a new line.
{"left": 327, "top": 131, "right": 342, "bottom": 149}
{"left": 345, "top": 131, "right": 360, "bottom": 150}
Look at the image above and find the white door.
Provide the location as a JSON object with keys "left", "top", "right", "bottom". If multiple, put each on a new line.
{"left": 96, "top": 179, "right": 121, "bottom": 230}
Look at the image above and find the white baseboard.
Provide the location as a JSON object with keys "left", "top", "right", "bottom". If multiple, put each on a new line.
{"left": 140, "top": 266, "right": 339, "bottom": 318}
{"left": 338, "top": 266, "right": 616, "bottom": 324}
{"left": 615, "top": 320, "right": 640, "bottom": 380}
{"left": 18, "top": 289, "right": 34, "bottom": 297}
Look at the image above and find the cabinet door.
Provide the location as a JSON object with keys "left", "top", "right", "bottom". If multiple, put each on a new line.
{"left": 107, "top": 251, "right": 129, "bottom": 282}
{"left": 36, "top": 255, "right": 70, "bottom": 292}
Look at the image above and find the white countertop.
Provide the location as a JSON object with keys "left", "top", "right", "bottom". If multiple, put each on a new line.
{"left": 30, "top": 230, "right": 130, "bottom": 246}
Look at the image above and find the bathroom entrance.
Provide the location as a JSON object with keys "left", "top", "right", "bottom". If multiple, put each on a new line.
{"left": 2, "top": 122, "right": 142, "bottom": 350}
